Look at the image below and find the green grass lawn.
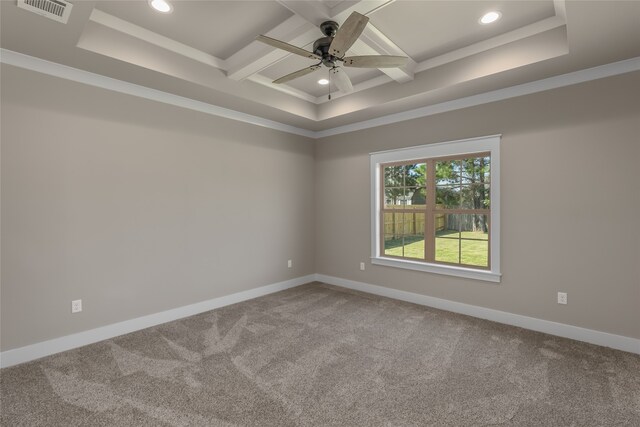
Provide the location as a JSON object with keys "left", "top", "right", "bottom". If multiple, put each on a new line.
{"left": 385, "top": 230, "right": 488, "bottom": 267}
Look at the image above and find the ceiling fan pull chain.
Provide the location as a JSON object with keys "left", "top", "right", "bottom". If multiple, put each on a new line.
{"left": 328, "top": 69, "right": 331, "bottom": 100}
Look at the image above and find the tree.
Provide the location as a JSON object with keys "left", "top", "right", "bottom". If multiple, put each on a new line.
{"left": 435, "top": 157, "right": 490, "bottom": 233}
{"left": 384, "top": 164, "right": 425, "bottom": 206}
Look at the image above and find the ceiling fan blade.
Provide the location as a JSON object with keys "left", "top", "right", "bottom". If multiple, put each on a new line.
{"left": 330, "top": 68, "right": 353, "bottom": 93}
{"left": 329, "top": 12, "right": 369, "bottom": 58}
{"left": 273, "top": 65, "right": 322, "bottom": 84}
{"left": 256, "top": 35, "right": 321, "bottom": 60}
{"left": 342, "top": 55, "right": 408, "bottom": 68}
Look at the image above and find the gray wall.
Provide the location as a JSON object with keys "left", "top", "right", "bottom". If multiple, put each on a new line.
{"left": 315, "top": 72, "right": 640, "bottom": 340}
{"left": 2, "top": 64, "right": 639, "bottom": 353}
{"left": 1, "top": 65, "right": 315, "bottom": 351}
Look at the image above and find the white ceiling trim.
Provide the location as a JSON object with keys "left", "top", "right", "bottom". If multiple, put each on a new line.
{"left": 315, "top": 74, "right": 392, "bottom": 104}
{"left": 315, "top": 56, "right": 640, "bottom": 138}
{"left": 2, "top": 49, "right": 638, "bottom": 140}
{"left": 225, "top": 15, "right": 317, "bottom": 81}
{"left": 354, "top": 24, "right": 416, "bottom": 82}
{"left": 414, "top": 15, "right": 566, "bottom": 74}
{"left": 553, "top": 0, "right": 567, "bottom": 21}
{"left": 276, "top": 0, "right": 415, "bottom": 83}
{"left": 83, "top": 2, "right": 566, "bottom": 103}
{"left": 0, "top": 49, "right": 315, "bottom": 138}
{"left": 347, "top": 38, "right": 413, "bottom": 83}
{"left": 246, "top": 0, "right": 566, "bottom": 96}
{"left": 276, "top": 0, "right": 331, "bottom": 24}
{"left": 248, "top": 74, "right": 318, "bottom": 103}
{"left": 88, "top": 9, "right": 226, "bottom": 70}
{"left": 250, "top": 68, "right": 392, "bottom": 104}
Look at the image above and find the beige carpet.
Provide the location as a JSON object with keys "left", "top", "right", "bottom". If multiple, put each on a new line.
{"left": 1, "top": 282, "right": 639, "bottom": 426}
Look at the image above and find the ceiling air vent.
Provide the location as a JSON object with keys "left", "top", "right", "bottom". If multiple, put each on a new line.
{"left": 17, "top": 0, "right": 73, "bottom": 24}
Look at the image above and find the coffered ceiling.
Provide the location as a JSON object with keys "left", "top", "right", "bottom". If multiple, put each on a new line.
{"left": 1, "top": 1, "right": 639, "bottom": 133}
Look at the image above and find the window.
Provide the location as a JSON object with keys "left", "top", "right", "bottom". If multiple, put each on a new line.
{"left": 370, "top": 135, "right": 501, "bottom": 282}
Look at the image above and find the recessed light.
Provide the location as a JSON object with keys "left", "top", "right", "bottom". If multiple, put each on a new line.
{"left": 149, "top": 0, "right": 173, "bottom": 13}
{"left": 318, "top": 78, "right": 329, "bottom": 85}
{"left": 480, "top": 11, "right": 501, "bottom": 24}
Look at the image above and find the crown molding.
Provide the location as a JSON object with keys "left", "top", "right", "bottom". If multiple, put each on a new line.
{"left": 1, "top": 48, "right": 639, "bottom": 139}
{"left": 0, "top": 48, "right": 316, "bottom": 138}
{"left": 315, "top": 56, "right": 640, "bottom": 138}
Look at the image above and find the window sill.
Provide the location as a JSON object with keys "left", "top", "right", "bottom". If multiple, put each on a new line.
{"left": 371, "top": 257, "right": 502, "bottom": 283}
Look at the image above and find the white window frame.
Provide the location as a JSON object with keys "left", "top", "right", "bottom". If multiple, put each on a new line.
{"left": 370, "top": 135, "right": 501, "bottom": 283}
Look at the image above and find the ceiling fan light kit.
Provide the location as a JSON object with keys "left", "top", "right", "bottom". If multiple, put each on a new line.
{"left": 256, "top": 11, "right": 408, "bottom": 98}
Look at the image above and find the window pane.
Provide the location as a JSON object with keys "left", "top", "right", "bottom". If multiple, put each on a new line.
{"left": 436, "top": 236, "right": 460, "bottom": 264}
{"left": 384, "top": 236, "right": 404, "bottom": 257}
{"left": 459, "top": 214, "right": 489, "bottom": 239}
{"left": 435, "top": 213, "right": 460, "bottom": 264}
{"left": 461, "top": 156, "right": 491, "bottom": 184}
{"left": 406, "top": 163, "right": 426, "bottom": 188}
{"left": 436, "top": 185, "right": 460, "bottom": 209}
{"left": 460, "top": 183, "right": 490, "bottom": 209}
{"left": 384, "top": 165, "right": 404, "bottom": 187}
{"left": 406, "top": 187, "right": 426, "bottom": 208}
{"left": 384, "top": 212, "right": 403, "bottom": 256}
{"left": 436, "top": 214, "right": 461, "bottom": 238}
{"left": 383, "top": 211, "right": 393, "bottom": 238}
{"left": 483, "top": 156, "right": 491, "bottom": 182}
{"left": 461, "top": 240, "right": 489, "bottom": 267}
{"left": 384, "top": 188, "right": 406, "bottom": 209}
{"left": 402, "top": 212, "right": 425, "bottom": 259}
{"left": 459, "top": 214, "right": 489, "bottom": 267}
{"left": 384, "top": 211, "right": 403, "bottom": 238}
{"left": 434, "top": 212, "right": 446, "bottom": 233}
{"left": 436, "top": 160, "right": 461, "bottom": 185}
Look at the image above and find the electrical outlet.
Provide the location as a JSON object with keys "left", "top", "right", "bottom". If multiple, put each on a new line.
{"left": 71, "top": 299, "right": 82, "bottom": 313}
{"left": 557, "top": 292, "right": 567, "bottom": 305}
{"left": 360, "top": 262, "right": 365, "bottom": 271}
{"left": 287, "top": 259, "right": 292, "bottom": 268}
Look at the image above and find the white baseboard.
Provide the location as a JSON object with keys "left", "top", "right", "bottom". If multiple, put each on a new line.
{"left": 3, "top": 273, "right": 637, "bottom": 368}
{"left": 315, "top": 274, "right": 640, "bottom": 355}
{"left": 0, "top": 275, "right": 315, "bottom": 368}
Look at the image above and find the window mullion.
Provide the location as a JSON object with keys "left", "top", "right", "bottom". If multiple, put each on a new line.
{"left": 425, "top": 158, "right": 435, "bottom": 262}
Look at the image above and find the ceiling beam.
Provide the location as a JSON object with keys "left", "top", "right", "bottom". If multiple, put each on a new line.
{"left": 225, "top": 15, "right": 319, "bottom": 81}
{"left": 276, "top": 0, "right": 414, "bottom": 83}
{"left": 89, "top": 9, "right": 226, "bottom": 70}
{"left": 329, "top": 0, "right": 395, "bottom": 20}
{"left": 351, "top": 25, "right": 416, "bottom": 82}
{"left": 277, "top": 0, "right": 331, "bottom": 27}
{"left": 553, "top": 0, "right": 567, "bottom": 22}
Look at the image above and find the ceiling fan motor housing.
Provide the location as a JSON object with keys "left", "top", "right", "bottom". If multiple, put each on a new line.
{"left": 313, "top": 36, "right": 337, "bottom": 67}
{"left": 314, "top": 21, "right": 341, "bottom": 67}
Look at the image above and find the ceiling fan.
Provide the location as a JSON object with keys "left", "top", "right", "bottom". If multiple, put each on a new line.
{"left": 256, "top": 11, "right": 408, "bottom": 95}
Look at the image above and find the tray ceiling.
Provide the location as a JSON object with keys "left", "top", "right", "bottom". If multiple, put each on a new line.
{"left": 1, "top": 1, "right": 639, "bottom": 132}
{"left": 95, "top": 1, "right": 294, "bottom": 60}
{"left": 371, "top": 1, "right": 556, "bottom": 62}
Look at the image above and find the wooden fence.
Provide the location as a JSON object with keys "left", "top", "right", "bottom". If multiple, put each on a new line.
{"left": 383, "top": 205, "right": 441, "bottom": 239}
{"left": 384, "top": 208, "right": 485, "bottom": 240}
